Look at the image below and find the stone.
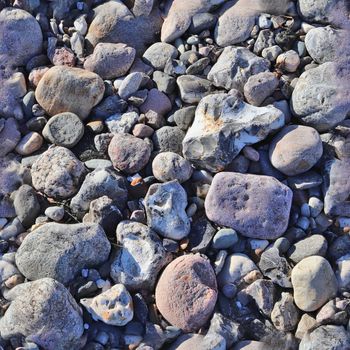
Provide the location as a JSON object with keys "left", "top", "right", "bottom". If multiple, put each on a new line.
{"left": 291, "top": 61, "right": 350, "bottom": 132}
{"left": 110, "top": 221, "right": 171, "bottom": 290}
{"left": 118, "top": 72, "right": 144, "bottom": 100}
{"left": 207, "top": 46, "right": 270, "bottom": 91}
{"left": 0, "top": 118, "right": 21, "bottom": 157}
{"left": 152, "top": 71, "right": 176, "bottom": 94}
{"left": 0, "top": 278, "right": 84, "bottom": 350}
{"left": 295, "top": 314, "right": 317, "bottom": 340}
{"left": 0, "top": 8, "right": 43, "bottom": 66}
{"left": 152, "top": 152, "right": 192, "bottom": 183}
{"left": 305, "top": 26, "right": 348, "bottom": 64}
{"left": 205, "top": 172, "right": 293, "bottom": 239}
{"left": 70, "top": 168, "right": 127, "bottom": 219}
{"left": 299, "top": 325, "right": 350, "bottom": 350}
{"left": 0, "top": 257, "right": 20, "bottom": 285}
{"left": 258, "top": 247, "right": 292, "bottom": 288}
{"left": 45, "top": 206, "right": 65, "bottom": 222}
{"left": 269, "top": 125, "right": 323, "bottom": 176}
{"left": 42, "top": 112, "right": 84, "bottom": 148}
{"left": 276, "top": 50, "right": 300, "bottom": 73}
{"left": 214, "top": 4, "right": 255, "bottom": 46}
{"left": 106, "top": 112, "right": 139, "bottom": 134}
{"left": 13, "top": 185, "right": 40, "bottom": 228}
{"left": 153, "top": 126, "right": 185, "bottom": 154}
{"left": 187, "top": 216, "right": 216, "bottom": 253}
{"left": 271, "top": 293, "right": 299, "bottom": 331}
{"left": 183, "top": 93, "right": 285, "bottom": 172}
{"left": 217, "top": 253, "right": 260, "bottom": 287}
{"left": 323, "top": 158, "right": 350, "bottom": 217}
{"left": 177, "top": 75, "right": 213, "bottom": 103}
{"left": 51, "top": 47, "right": 76, "bottom": 67}
{"left": 287, "top": 171, "right": 323, "bottom": 190}
{"left": 189, "top": 12, "right": 217, "bottom": 34}
{"left": 81, "top": 284, "right": 133, "bottom": 326}
{"left": 155, "top": 254, "right": 217, "bottom": 332}
{"left": 287, "top": 235, "right": 328, "bottom": 263}
{"left": 212, "top": 228, "right": 238, "bottom": 250}
{"left": 243, "top": 71, "right": 279, "bottom": 106}
{"left": 92, "top": 95, "right": 128, "bottom": 119}
{"left": 254, "top": 29, "right": 275, "bottom": 55}
{"left": 144, "top": 180, "right": 191, "bottom": 240}
{"left": 35, "top": 66, "right": 105, "bottom": 120}
{"left": 15, "top": 223, "right": 111, "bottom": 285}
{"left": 132, "top": 0, "right": 154, "bottom": 17}
{"left": 174, "top": 106, "right": 196, "bottom": 131}
{"left": 28, "top": 66, "right": 50, "bottom": 87}
{"left": 84, "top": 43, "right": 136, "bottom": 80}
{"left": 262, "top": 45, "right": 283, "bottom": 61}
{"left": 142, "top": 42, "right": 178, "bottom": 70}
{"left": 336, "top": 254, "right": 350, "bottom": 291}
{"left": 108, "top": 133, "right": 151, "bottom": 174}
{"left": 169, "top": 334, "right": 226, "bottom": 350}
{"left": 291, "top": 256, "right": 338, "bottom": 312}
{"left": 31, "top": 146, "right": 86, "bottom": 199}
{"left": 133, "top": 124, "right": 154, "bottom": 138}
{"left": 140, "top": 88, "right": 172, "bottom": 116}
{"left": 15, "top": 132, "right": 43, "bottom": 155}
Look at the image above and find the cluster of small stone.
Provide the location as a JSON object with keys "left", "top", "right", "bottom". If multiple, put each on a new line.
{"left": 0, "top": 0, "right": 350, "bottom": 349}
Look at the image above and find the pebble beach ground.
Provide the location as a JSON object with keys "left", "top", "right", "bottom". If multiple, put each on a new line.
{"left": 0, "top": 0, "right": 350, "bottom": 349}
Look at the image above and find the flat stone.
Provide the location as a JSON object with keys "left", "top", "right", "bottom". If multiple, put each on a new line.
{"left": 118, "top": 72, "right": 144, "bottom": 100}
{"left": 207, "top": 46, "right": 270, "bottom": 91}
{"left": 212, "top": 228, "right": 238, "bottom": 250}
{"left": 183, "top": 93, "right": 285, "bottom": 172}
{"left": 35, "top": 66, "right": 105, "bottom": 120}
{"left": 108, "top": 133, "right": 151, "bottom": 174}
{"left": 0, "top": 118, "right": 21, "bottom": 157}
{"left": 70, "top": 167, "right": 127, "bottom": 219}
{"left": 291, "top": 256, "right": 338, "bottom": 312}
{"left": 110, "top": 221, "right": 171, "bottom": 290}
{"left": 16, "top": 223, "right": 111, "bottom": 285}
{"left": 0, "top": 278, "right": 84, "bottom": 350}
{"left": 177, "top": 75, "right": 213, "bottom": 104}
{"left": 142, "top": 42, "right": 178, "bottom": 70}
{"left": 42, "top": 112, "right": 84, "bottom": 148}
{"left": 81, "top": 284, "right": 133, "bottom": 326}
{"left": 144, "top": 180, "right": 191, "bottom": 240}
{"left": 31, "top": 146, "right": 86, "bottom": 199}
{"left": 291, "top": 61, "right": 350, "bottom": 132}
{"left": 205, "top": 172, "right": 293, "bottom": 239}
{"left": 269, "top": 125, "right": 323, "bottom": 176}
{"left": 155, "top": 254, "right": 217, "bottom": 332}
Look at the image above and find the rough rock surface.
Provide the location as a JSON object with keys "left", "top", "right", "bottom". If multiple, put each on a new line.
{"left": 16, "top": 223, "right": 111, "bottom": 285}
{"left": 0, "top": 118, "right": 21, "bottom": 157}
{"left": 205, "top": 172, "right": 293, "bottom": 239}
{"left": 0, "top": 278, "right": 84, "bottom": 350}
{"left": 155, "top": 254, "right": 218, "bottom": 332}
{"left": 110, "top": 221, "right": 171, "bottom": 290}
{"left": 183, "top": 93, "right": 285, "bottom": 172}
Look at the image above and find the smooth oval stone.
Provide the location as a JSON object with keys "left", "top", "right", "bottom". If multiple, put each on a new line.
{"left": 212, "top": 228, "right": 238, "bottom": 250}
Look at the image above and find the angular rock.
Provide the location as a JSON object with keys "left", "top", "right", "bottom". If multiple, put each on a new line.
{"left": 42, "top": 112, "right": 84, "bottom": 148}
{"left": 182, "top": 93, "right": 285, "bottom": 172}
{"left": 271, "top": 293, "right": 299, "bottom": 332}
{"left": 177, "top": 75, "right": 213, "bottom": 104}
{"left": 81, "top": 284, "right": 133, "bottom": 326}
{"left": 0, "top": 278, "right": 84, "bottom": 350}
{"left": 108, "top": 133, "right": 151, "bottom": 174}
{"left": 0, "top": 8, "right": 43, "bottom": 66}
{"left": 35, "top": 66, "right": 105, "bottom": 120}
{"left": 110, "top": 221, "right": 171, "bottom": 290}
{"left": 70, "top": 168, "right": 127, "bottom": 219}
{"left": 84, "top": 43, "right": 136, "bottom": 79}
{"left": 155, "top": 254, "right": 217, "bottom": 332}
{"left": 142, "top": 42, "right": 178, "bottom": 70}
{"left": 207, "top": 46, "right": 270, "bottom": 91}
{"left": 187, "top": 216, "right": 216, "bottom": 253}
{"left": 31, "top": 146, "right": 87, "bottom": 199}
{"left": 269, "top": 125, "right": 323, "bottom": 176}
{"left": 205, "top": 172, "right": 293, "bottom": 239}
{"left": 144, "top": 180, "right": 191, "bottom": 240}
{"left": 153, "top": 126, "right": 185, "bottom": 155}
{"left": 291, "top": 256, "right": 338, "bottom": 312}
{"left": 16, "top": 223, "right": 111, "bottom": 285}
{"left": 106, "top": 112, "right": 139, "bottom": 134}
{"left": 291, "top": 61, "right": 350, "bottom": 132}
{"left": 118, "top": 72, "right": 144, "bottom": 100}
{"left": 0, "top": 118, "right": 21, "bottom": 157}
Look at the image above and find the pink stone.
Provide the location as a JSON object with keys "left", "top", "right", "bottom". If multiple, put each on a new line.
{"left": 140, "top": 88, "right": 172, "bottom": 116}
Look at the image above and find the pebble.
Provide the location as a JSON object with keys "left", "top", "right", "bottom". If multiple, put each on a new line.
{"left": 42, "top": 112, "right": 84, "bottom": 148}
{"left": 291, "top": 256, "right": 338, "bottom": 312}
{"left": 16, "top": 223, "right": 111, "bottom": 285}
{"left": 142, "top": 42, "right": 178, "bottom": 70}
{"left": 276, "top": 50, "right": 300, "bottom": 72}
{"left": 152, "top": 71, "right": 176, "bottom": 94}
{"left": 81, "top": 284, "right": 133, "bottom": 326}
{"left": 31, "top": 146, "right": 87, "bottom": 199}
{"left": 45, "top": 206, "right": 65, "bottom": 222}
{"left": 140, "top": 88, "right": 172, "bottom": 116}
{"left": 269, "top": 125, "right": 323, "bottom": 176}
{"left": 176, "top": 75, "right": 213, "bottom": 104}
{"left": 152, "top": 152, "right": 192, "bottom": 183}
{"left": 0, "top": 118, "right": 21, "bottom": 157}
{"left": 15, "top": 131, "right": 43, "bottom": 156}
{"left": 118, "top": 72, "right": 144, "bottom": 100}
{"left": 271, "top": 293, "right": 299, "bottom": 331}
{"left": 212, "top": 228, "right": 238, "bottom": 250}
{"left": 262, "top": 45, "right": 283, "bottom": 61}
{"left": 155, "top": 254, "right": 217, "bottom": 332}
{"left": 132, "top": 124, "right": 154, "bottom": 138}
{"left": 35, "top": 66, "right": 105, "bottom": 120}
{"left": 106, "top": 112, "right": 139, "bottom": 134}
{"left": 0, "top": 278, "right": 84, "bottom": 350}
{"left": 298, "top": 0, "right": 347, "bottom": 23}
{"left": 152, "top": 126, "right": 185, "bottom": 154}
{"left": 108, "top": 133, "right": 151, "bottom": 174}
{"left": 84, "top": 43, "right": 136, "bottom": 79}
{"left": 144, "top": 180, "right": 191, "bottom": 240}
{"left": 111, "top": 221, "right": 171, "bottom": 290}
{"left": 205, "top": 172, "right": 292, "bottom": 239}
